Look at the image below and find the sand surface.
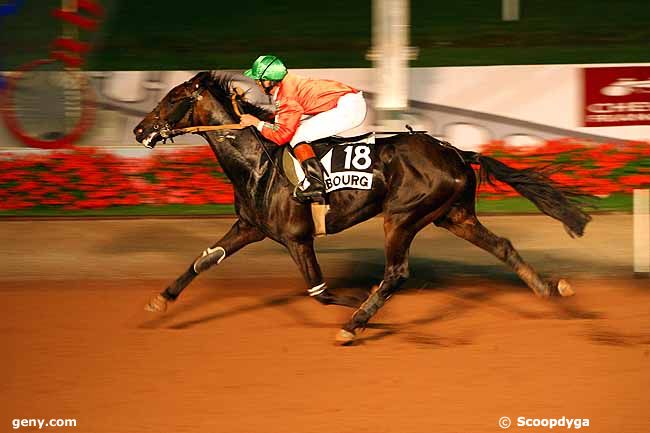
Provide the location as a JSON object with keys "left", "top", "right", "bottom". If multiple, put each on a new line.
{"left": 1, "top": 215, "right": 648, "bottom": 433}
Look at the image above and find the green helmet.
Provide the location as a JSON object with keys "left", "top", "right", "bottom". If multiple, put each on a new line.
{"left": 244, "top": 55, "right": 288, "bottom": 81}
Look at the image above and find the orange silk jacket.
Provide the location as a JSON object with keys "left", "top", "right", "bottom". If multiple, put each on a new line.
{"left": 258, "top": 73, "right": 358, "bottom": 145}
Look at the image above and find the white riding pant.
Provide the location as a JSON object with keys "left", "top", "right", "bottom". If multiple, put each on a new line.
{"left": 289, "top": 92, "right": 367, "bottom": 147}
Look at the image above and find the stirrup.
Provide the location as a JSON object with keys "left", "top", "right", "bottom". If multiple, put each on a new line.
{"left": 293, "top": 188, "right": 325, "bottom": 204}
{"left": 292, "top": 179, "right": 326, "bottom": 204}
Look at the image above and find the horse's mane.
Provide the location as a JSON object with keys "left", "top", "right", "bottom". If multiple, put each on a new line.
{"left": 197, "top": 71, "right": 273, "bottom": 122}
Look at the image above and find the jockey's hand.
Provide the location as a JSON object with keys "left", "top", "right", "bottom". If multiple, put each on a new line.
{"left": 239, "top": 114, "right": 260, "bottom": 128}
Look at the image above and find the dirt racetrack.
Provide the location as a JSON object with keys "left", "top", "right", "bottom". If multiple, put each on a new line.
{"left": 1, "top": 214, "right": 649, "bottom": 433}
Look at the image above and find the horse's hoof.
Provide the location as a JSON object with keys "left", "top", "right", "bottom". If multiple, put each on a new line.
{"left": 335, "top": 329, "right": 356, "bottom": 345}
{"left": 144, "top": 294, "right": 168, "bottom": 312}
{"left": 557, "top": 279, "right": 575, "bottom": 297}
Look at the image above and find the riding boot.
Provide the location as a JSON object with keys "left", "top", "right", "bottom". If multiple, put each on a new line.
{"left": 296, "top": 157, "right": 327, "bottom": 203}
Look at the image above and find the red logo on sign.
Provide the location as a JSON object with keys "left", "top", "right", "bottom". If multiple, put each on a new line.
{"left": 583, "top": 66, "right": 650, "bottom": 127}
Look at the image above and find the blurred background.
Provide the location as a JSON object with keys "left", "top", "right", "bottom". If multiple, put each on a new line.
{"left": 2, "top": 0, "right": 649, "bottom": 69}
{"left": 0, "top": 0, "right": 648, "bottom": 217}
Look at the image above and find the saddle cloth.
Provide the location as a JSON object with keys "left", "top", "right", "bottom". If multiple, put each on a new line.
{"left": 282, "top": 132, "right": 376, "bottom": 191}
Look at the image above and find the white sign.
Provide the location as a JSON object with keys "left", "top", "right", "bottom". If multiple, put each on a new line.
{"left": 320, "top": 141, "right": 376, "bottom": 193}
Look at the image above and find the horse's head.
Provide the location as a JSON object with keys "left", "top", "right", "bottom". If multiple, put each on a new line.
{"left": 134, "top": 72, "right": 272, "bottom": 149}
{"left": 133, "top": 73, "right": 204, "bottom": 148}
{"left": 133, "top": 72, "right": 239, "bottom": 149}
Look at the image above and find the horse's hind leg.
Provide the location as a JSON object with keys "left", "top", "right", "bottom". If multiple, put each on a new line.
{"left": 336, "top": 219, "right": 416, "bottom": 344}
{"left": 144, "top": 220, "right": 265, "bottom": 312}
{"left": 285, "top": 240, "right": 364, "bottom": 308}
{"left": 435, "top": 207, "right": 573, "bottom": 297}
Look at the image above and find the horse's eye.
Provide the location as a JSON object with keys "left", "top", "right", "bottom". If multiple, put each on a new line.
{"left": 195, "top": 84, "right": 199, "bottom": 89}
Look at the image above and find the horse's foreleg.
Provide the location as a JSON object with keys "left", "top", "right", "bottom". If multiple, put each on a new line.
{"left": 436, "top": 210, "right": 573, "bottom": 297}
{"left": 285, "top": 240, "right": 362, "bottom": 308}
{"left": 336, "top": 220, "right": 416, "bottom": 344}
{"left": 144, "top": 220, "right": 265, "bottom": 312}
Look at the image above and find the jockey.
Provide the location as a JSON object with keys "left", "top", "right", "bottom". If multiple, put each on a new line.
{"left": 240, "top": 55, "right": 367, "bottom": 203}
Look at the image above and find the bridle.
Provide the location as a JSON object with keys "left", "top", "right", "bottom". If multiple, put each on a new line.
{"left": 147, "top": 81, "right": 247, "bottom": 147}
{"left": 147, "top": 79, "right": 282, "bottom": 174}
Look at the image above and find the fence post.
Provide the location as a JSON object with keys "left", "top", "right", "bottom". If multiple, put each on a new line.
{"left": 368, "top": 0, "right": 418, "bottom": 129}
{"left": 502, "top": 0, "right": 520, "bottom": 21}
{"left": 633, "top": 189, "right": 650, "bottom": 276}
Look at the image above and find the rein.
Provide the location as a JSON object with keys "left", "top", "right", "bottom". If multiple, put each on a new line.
{"left": 160, "top": 79, "right": 282, "bottom": 176}
{"left": 160, "top": 86, "right": 246, "bottom": 139}
{"left": 167, "top": 88, "right": 248, "bottom": 134}
{"left": 167, "top": 124, "right": 246, "bottom": 136}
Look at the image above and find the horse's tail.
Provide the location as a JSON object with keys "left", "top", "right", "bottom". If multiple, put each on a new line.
{"left": 458, "top": 149, "right": 592, "bottom": 238}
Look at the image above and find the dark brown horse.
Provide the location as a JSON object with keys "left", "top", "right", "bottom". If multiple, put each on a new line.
{"left": 133, "top": 72, "right": 591, "bottom": 344}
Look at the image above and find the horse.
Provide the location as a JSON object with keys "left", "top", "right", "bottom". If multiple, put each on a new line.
{"left": 133, "top": 71, "right": 591, "bottom": 344}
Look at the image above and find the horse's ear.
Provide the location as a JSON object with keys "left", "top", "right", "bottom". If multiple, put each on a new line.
{"left": 197, "top": 71, "right": 210, "bottom": 86}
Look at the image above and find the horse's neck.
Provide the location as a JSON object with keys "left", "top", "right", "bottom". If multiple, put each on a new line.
{"left": 198, "top": 88, "right": 276, "bottom": 197}
{"left": 204, "top": 131, "right": 272, "bottom": 193}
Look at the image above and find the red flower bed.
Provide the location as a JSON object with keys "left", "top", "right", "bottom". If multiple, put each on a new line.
{"left": 0, "top": 146, "right": 233, "bottom": 210}
{"left": 0, "top": 139, "right": 648, "bottom": 210}
{"left": 476, "top": 139, "right": 650, "bottom": 199}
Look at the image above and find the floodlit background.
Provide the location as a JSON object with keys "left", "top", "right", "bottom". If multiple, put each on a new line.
{"left": 0, "top": 0, "right": 648, "bottom": 216}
